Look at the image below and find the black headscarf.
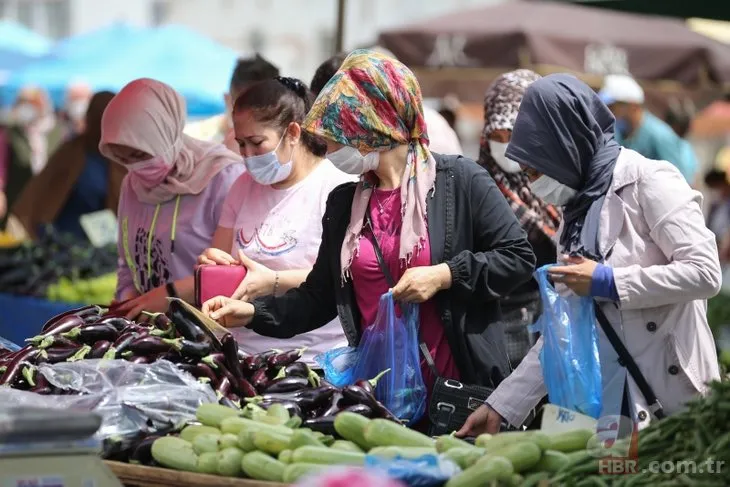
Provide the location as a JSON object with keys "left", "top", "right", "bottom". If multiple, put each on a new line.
{"left": 83, "top": 91, "right": 116, "bottom": 155}
{"left": 505, "top": 74, "right": 621, "bottom": 261}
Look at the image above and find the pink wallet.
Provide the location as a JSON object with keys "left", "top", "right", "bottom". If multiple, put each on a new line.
{"left": 195, "top": 265, "right": 247, "bottom": 307}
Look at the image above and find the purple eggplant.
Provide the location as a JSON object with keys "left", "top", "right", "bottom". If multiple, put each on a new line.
{"left": 215, "top": 375, "right": 232, "bottom": 396}
{"left": 251, "top": 367, "right": 270, "bottom": 391}
{"left": 254, "top": 385, "right": 336, "bottom": 413}
{"left": 192, "top": 363, "right": 218, "bottom": 383}
{"left": 373, "top": 401, "right": 401, "bottom": 422}
{"left": 263, "top": 376, "right": 309, "bottom": 394}
{"left": 156, "top": 351, "right": 183, "bottom": 363}
{"left": 342, "top": 403, "right": 375, "bottom": 418}
{"left": 29, "top": 386, "right": 53, "bottom": 395}
{"left": 41, "top": 347, "right": 84, "bottom": 364}
{"left": 129, "top": 435, "right": 160, "bottom": 466}
{"left": 93, "top": 316, "right": 135, "bottom": 332}
{"left": 320, "top": 392, "right": 345, "bottom": 417}
{"left": 221, "top": 334, "right": 243, "bottom": 380}
{"left": 302, "top": 416, "right": 337, "bottom": 435}
{"left": 62, "top": 322, "right": 119, "bottom": 344}
{"left": 168, "top": 339, "right": 211, "bottom": 358}
{"left": 342, "top": 384, "right": 380, "bottom": 410}
{"left": 219, "top": 396, "right": 240, "bottom": 409}
{"left": 90, "top": 340, "right": 112, "bottom": 359}
{"left": 128, "top": 356, "right": 151, "bottom": 365}
{"left": 242, "top": 349, "right": 280, "bottom": 373}
{"left": 354, "top": 368, "right": 390, "bottom": 396}
{"left": 237, "top": 377, "right": 258, "bottom": 398}
{"left": 104, "top": 331, "right": 143, "bottom": 359}
{"left": 267, "top": 347, "right": 307, "bottom": 368}
{"left": 120, "top": 324, "right": 153, "bottom": 335}
{"left": 257, "top": 400, "right": 303, "bottom": 419}
{"left": 128, "top": 336, "right": 175, "bottom": 355}
{"left": 38, "top": 335, "right": 80, "bottom": 350}
{"left": 27, "top": 314, "right": 85, "bottom": 344}
{"left": 0, "top": 347, "right": 42, "bottom": 385}
{"left": 167, "top": 300, "right": 207, "bottom": 342}
{"left": 40, "top": 305, "right": 102, "bottom": 332}
{"left": 284, "top": 361, "right": 310, "bottom": 378}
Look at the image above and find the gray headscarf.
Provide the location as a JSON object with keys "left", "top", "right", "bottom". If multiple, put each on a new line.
{"left": 505, "top": 74, "right": 621, "bottom": 261}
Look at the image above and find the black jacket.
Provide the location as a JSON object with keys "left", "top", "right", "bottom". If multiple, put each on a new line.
{"left": 250, "top": 154, "right": 536, "bottom": 387}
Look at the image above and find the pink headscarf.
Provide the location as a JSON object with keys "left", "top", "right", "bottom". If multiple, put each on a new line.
{"left": 99, "top": 78, "right": 240, "bottom": 205}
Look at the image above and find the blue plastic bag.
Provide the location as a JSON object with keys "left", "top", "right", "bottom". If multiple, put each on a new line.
{"left": 365, "top": 454, "right": 461, "bottom": 487}
{"left": 316, "top": 292, "right": 427, "bottom": 425}
{"left": 531, "top": 265, "right": 603, "bottom": 418}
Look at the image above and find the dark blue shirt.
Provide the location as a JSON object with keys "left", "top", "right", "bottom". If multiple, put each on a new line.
{"left": 53, "top": 152, "right": 109, "bottom": 239}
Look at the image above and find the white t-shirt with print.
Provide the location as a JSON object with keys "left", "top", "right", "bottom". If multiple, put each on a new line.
{"left": 218, "top": 160, "right": 356, "bottom": 364}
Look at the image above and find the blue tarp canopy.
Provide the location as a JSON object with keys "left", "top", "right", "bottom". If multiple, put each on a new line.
{"left": 0, "top": 20, "right": 51, "bottom": 56}
{"left": 3, "top": 23, "right": 239, "bottom": 116}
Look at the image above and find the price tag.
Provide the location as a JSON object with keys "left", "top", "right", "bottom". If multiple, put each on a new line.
{"left": 540, "top": 404, "right": 597, "bottom": 435}
{"left": 79, "top": 209, "right": 118, "bottom": 248}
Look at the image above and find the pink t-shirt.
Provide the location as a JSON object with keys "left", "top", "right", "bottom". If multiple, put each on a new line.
{"left": 350, "top": 188, "right": 460, "bottom": 392}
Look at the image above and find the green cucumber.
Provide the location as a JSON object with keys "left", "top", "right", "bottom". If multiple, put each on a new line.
{"left": 445, "top": 456, "right": 514, "bottom": 487}
{"left": 219, "top": 433, "right": 239, "bottom": 449}
{"left": 237, "top": 430, "right": 257, "bottom": 452}
{"left": 330, "top": 440, "right": 364, "bottom": 453}
{"left": 266, "top": 403, "right": 291, "bottom": 424}
{"left": 320, "top": 434, "right": 336, "bottom": 446}
{"left": 442, "top": 447, "right": 486, "bottom": 469}
{"left": 179, "top": 425, "right": 221, "bottom": 442}
{"left": 196, "top": 403, "right": 240, "bottom": 427}
{"left": 521, "top": 471, "right": 550, "bottom": 487}
{"left": 363, "top": 419, "right": 435, "bottom": 448}
{"left": 241, "top": 451, "right": 285, "bottom": 482}
{"left": 196, "top": 452, "right": 218, "bottom": 475}
{"left": 477, "top": 441, "right": 542, "bottom": 473}
{"left": 435, "top": 434, "right": 476, "bottom": 453}
{"left": 368, "top": 446, "right": 438, "bottom": 459}
{"left": 151, "top": 437, "right": 198, "bottom": 472}
{"left": 333, "top": 412, "right": 372, "bottom": 450}
{"left": 252, "top": 430, "right": 291, "bottom": 455}
{"left": 289, "top": 429, "right": 326, "bottom": 450}
{"left": 548, "top": 428, "right": 594, "bottom": 453}
{"left": 477, "top": 430, "right": 550, "bottom": 452}
{"left": 508, "top": 473, "right": 524, "bottom": 486}
{"left": 221, "top": 416, "right": 293, "bottom": 436}
{"left": 533, "top": 449, "right": 570, "bottom": 473}
{"left": 192, "top": 433, "right": 221, "bottom": 455}
{"left": 216, "top": 447, "right": 243, "bottom": 477}
{"left": 291, "top": 446, "right": 365, "bottom": 466}
{"left": 278, "top": 449, "right": 293, "bottom": 464}
{"left": 282, "top": 463, "right": 329, "bottom": 483}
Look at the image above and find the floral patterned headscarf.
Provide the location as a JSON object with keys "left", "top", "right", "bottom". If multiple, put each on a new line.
{"left": 304, "top": 49, "right": 436, "bottom": 281}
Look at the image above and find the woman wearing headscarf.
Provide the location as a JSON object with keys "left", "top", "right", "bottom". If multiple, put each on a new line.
{"left": 458, "top": 74, "right": 721, "bottom": 436}
{"left": 203, "top": 50, "right": 536, "bottom": 403}
{"left": 11, "top": 92, "right": 125, "bottom": 239}
{"left": 99, "top": 78, "right": 244, "bottom": 318}
{"left": 479, "top": 70, "right": 561, "bottom": 368}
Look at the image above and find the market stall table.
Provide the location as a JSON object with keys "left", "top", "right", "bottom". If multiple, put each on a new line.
{"left": 106, "top": 461, "right": 288, "bottom": 487}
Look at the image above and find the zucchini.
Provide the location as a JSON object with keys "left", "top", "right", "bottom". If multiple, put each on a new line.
{"left": 532, "top": 449, "right": 570, "bottom": 473}
{"left": 216, "top": 447, "right": 243, "bottom": 477}
{"left": 192, "top": 433, "right": 221, "bottom": 455}
{"left": 291, "top": 446, "right": 365, "bottom": 466}
{"left": 435, "top": 434, "right": 476, "bottom": 453}
{"left": 278, "top": 449, "right": 293, "bottom": 464}
{"left": 330, "top": 440, "right": 364, "bottom": 453}
{"left": 222, "top": 416, "right": 293, "bottom": 436}
{"left": 477, "top": 441, "right": 541, "bottom": 473}
{"left": 282, "top": 463, "right": 329, "bottom": 484}
{"left": 196, "top": 403, "right": 240, "bottom": 427}
{"left": 237, "top": 430, "right": 257, "bottom": 452}
{"left": 445, "top": 456, "right": 514, "bottom": 487}
{"left": 508, "top": 473, "right": 524, "bottom": 486}
{"left": 180, "top": 424, "right": 221, "bottom": 442}
{"left": 320, "top": 434, "right": 336, "bottom": 446}
{"left": 219, "top": 433, "right": 239, "bottom": 449}
{"left": 363, "top": 419, "right": 435, "bottom": 448}
{"left": 548, "top": 429, "right": 594, "bottom": 453}
{"left": 333, "top": 412, "right": 372, "bottom": 450}
{"left": 151, "top": 437, "right": 198, "bottom": 472}
{"left": 521, "top": 471, "right": 550, "bottom": 487}
{"left": 196, "top": 452, "right": 218, "bottom": 475}
{"left": 266, "top": 403, "right": 291, "bottom": 424}
{"left": 252, "top": 430, "right": 291, "bottom": 455}
{"left": 285, "top": 416, "right": 303, "bottom": 429}
{"left": 289, "top": 429, "right": 326, "bottom": 450}
{"left": 477, "top": 430, "right": 550, "bottom": 452}
{"left": 368, "top": 446, "right": 438, "bottom": 459}
{"left": 241, "top": 451, "right": 285, "bottom": 482}
{"left": 442, "top": 447, "right": 486, "bottom": 469}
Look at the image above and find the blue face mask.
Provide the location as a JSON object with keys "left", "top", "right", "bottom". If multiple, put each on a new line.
{"left": 243, "top": 133, "right": 293, "bottom": 185}
{"left": 614, "top": 118, "right": 630, "bottom": 139}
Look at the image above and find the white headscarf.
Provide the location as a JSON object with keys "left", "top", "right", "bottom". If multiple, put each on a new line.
{"left": 99, "top": 78, "right": 240, "bottom": 205}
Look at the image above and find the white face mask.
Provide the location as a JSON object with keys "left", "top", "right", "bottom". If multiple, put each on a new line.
{"left": 529, "top": 174, "right": 577, "bottom": 206}
{"left": 14, "top": 103, "right": 38, "bottom": 125}
{"left": 327, "top": 146, "right": 380, "bottom": 175}
{"left": 65, "top": 100, "right": 89, "bottom": 122}
{"left": 243, "top": 133, "right": 293, "bottom": 185}
{"left": 488, "top": 140, "right": 521, "bottom": 173}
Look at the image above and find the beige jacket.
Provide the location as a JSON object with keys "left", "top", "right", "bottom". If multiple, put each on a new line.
{"left": 488, "top": 148, "right": 721, "bottom": 429}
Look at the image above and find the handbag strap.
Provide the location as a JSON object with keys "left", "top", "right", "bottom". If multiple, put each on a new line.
{"left": 594, "top": 302, "right": 665, "bottom": 420}
{"left": 365, "top": 212, "right": 440, "bottom": 378}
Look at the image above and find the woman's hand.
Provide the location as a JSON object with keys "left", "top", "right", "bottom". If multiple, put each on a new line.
{"left": 391, "top": 263, "right": 452, "bottom": 303}
{"left": 197, "top": 247, "right": 238, "bottom": 266}
{"left": 455, "top": 404, "right": 504, "bottom": 437}
{"left": 114, "top": 286, "right": 170, "bottom": 319}
{"left": 231, "top": 250, "right": 277, "bottom": 302}
{"left": 202, "top": 296, "right": 254, "bottom": 328}
{"left": 548, "top": 255, "right": 598, "bottom": 296}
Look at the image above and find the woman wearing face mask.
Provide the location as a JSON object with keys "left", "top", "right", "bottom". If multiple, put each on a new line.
{"left": 99, "top": 78, "right": 244, "bottom": 318}
{"left": 479, "top": 70, "right": 561, "bottom": 369}
{"left": 202, "top": 50, "right": 536, "bottom": 404}
{"left": 197, "top": 77, "right": 354, "bottom": 363}
{"left": 458, "top": 74, "right": 721, "bottom": 437}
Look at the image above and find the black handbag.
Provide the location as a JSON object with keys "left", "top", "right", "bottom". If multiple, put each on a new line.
{"left": 364, "top": 213, "right": 500, "bottom": 435}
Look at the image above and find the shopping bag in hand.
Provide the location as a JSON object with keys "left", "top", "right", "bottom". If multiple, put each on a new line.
{"left": 530, "top": 265, "right": 603, "bottom": 418}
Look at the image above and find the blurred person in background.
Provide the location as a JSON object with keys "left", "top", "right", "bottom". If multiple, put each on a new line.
{"left": 705, "top": 147, "right": 730, "bottom": 263}
{"left": 11, "top": 92, "right": 126, "bottom": 240}
{"left": 478, "top": 69, "right": 561, "bottom": 368}
{"left": 0, "top": 86, "right": 63, "bottom": 228}
{"left": 197, "top": 77, "right": 354, "bottom": 364}
{"left": 600, "top": 74, "right": 698, "bottom": 184}
{"left": 99, "top": 78, "right": 244, "bottom": 318}
{"left": 310, "top": 53, "right": 463, "bottom": 155}
{"left": 185, "top": 54, "right": 280, "bottom": 153}
{"left": 59, "top": 81, "right": 93, "bottom": 140}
